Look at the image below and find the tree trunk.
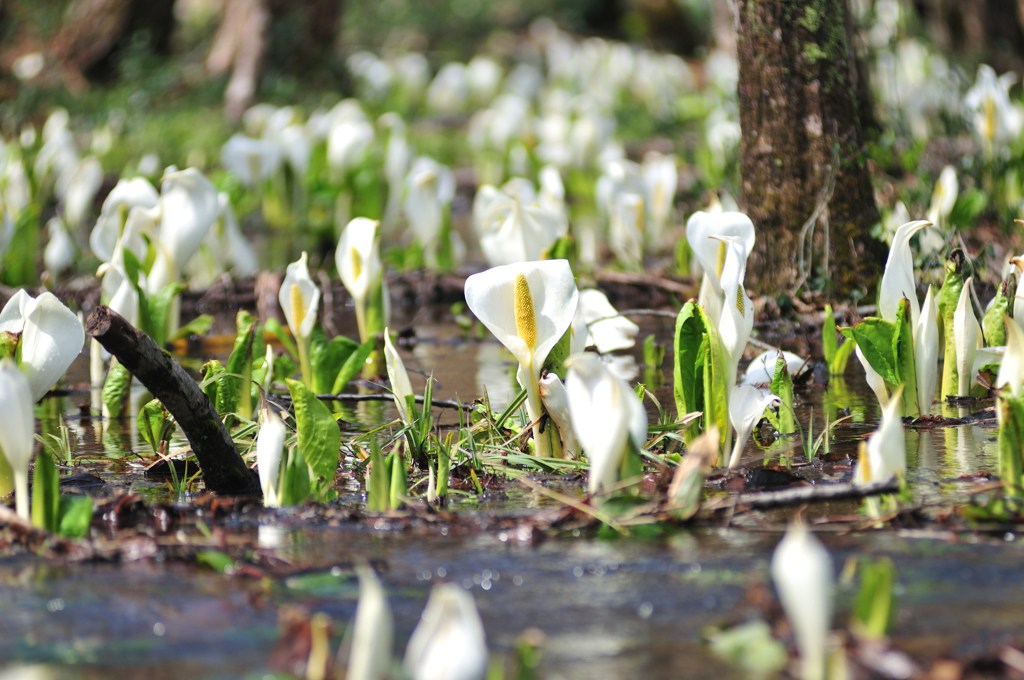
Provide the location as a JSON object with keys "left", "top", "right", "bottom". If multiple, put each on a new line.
{"left": 737, "top": 0, "right": 886, "bottom": 299}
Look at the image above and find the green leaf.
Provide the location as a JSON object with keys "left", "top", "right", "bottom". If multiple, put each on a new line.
{"left": 643, "top": 334, "right": 665, "bottom": 369}
{"left": 197, "top": 550, "right": 235, "bottom": 573}
{"left": 950, "top": 187, "right": 988, "bottom": 227}
{"left": 851, "top": 318, "right": 900, "bottom": 385}
{"left": 823, "top": 304, "right": 839, "bottom": 366}
{"left": 698, "top": 306, "right": 729, "bottom": 450}
{"left": 673, "top": 301, "right": 707, "bottom": 442}
{"left": 895, "top": 298, "right": 920, "bottom": 417}
{"left": 138, "top": 399, "right": 169, "bottom": 456}
{"left": 831, "top": 336, "right": 857, "bottom": 376}
{"left": 286, "top": 379, "right": 341, "bottom": 492}
{"left": 57, "top": 496, "right": 93, "bottom": 539}
{"left": 998, "top": 394, "right": 1024, "bottom": 496}
{"left": 102, "top": 361, "right": 132, "bottom": 418}
{"left": 0, "top": 331, "right": 19, "bottom": 360}
{"left": 146, "top": 282, "right": 187, "bottom": 345}
{"left": 389, "top": 447, "right": 407, "bottom": 509}
{"left": 31, "top": 451, "right": 60, "bottom": 533}
{"left": 312, "top": 334, "right": 360, "bottom": 394}
{"left": 367, "top": 439, "right": 390, "bottom": 512}
{"left": 217, "top": 311, "right": 257, "bottom": 420}
{"left": 853, "top": 557, "right": 897, "bottom": 639}
{"left": 264, "top": 317, "right": 298, "bottom": 360}
{"left": 1, "top": 206, "right": 39, "bottom": 286}
{"left": 983, "top": 274, "right": 1015, "bottom": 348}
{"left": 331, "top": 339, "right": 375, "bottom": 393}
{"left": 279, "top": 446, "right": 312, "bottom": 506}
{"left": 200, "top": 360, "right": 225, "bottom": 406}
{"left": 167, "top": 314, "right": 214, "bottom": 344}
{"left": 770, "top": 354, "right": 796, "bottom": 434}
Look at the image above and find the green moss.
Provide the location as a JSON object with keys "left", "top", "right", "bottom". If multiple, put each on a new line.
{"left": 803, "top": 42, "right": 827, "bottom": 63}
{"left": 798, "top": 6, "right": 821, "bottom": 32}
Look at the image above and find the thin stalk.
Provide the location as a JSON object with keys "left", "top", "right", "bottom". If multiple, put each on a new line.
{"left": 297, "top": 334, "right": 313, "bottom": 391}
{"left": 0, "top": 447, "right": 12, "bottom": 497}
{"left": 522, "top": 359, "right": 550, "bottom": 458}
{"left": 14, "top": 469, "right": 28, "bottom": 521}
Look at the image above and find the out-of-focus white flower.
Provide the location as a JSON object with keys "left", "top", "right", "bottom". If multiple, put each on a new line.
{"left": 771, "top": 523, "right": 834, "bottom": 680}
{"left": 403, "top": 157, "right": 456, "bottom": 264}
{"left": 43, "top": 216, "right": 75, "bottom": 281}
{"left": 257, "top": 407, "right": 286, "bottom": 507}
{"left": 854, "top": 389, "right": 905, "bottom": 484}
{"left": 61, "top": 157, "right": 104, "bottom": 229}
{"left": 0, "top": 358, "right": 35, "bottom": 520}
{"left": 609, "top": 192, "right": 645, "bottom": 270}
{"left": 221, "top": 134, "right": 282, "bottom": 188}
{"left": 348, "top": 51, "right": 395, "bottom": 101}
{"left": 880, "top": 201, "right": 911, "bottom": 244}
{"left": 403, "top": 583, "right": 488, "bottom": 680}
{"left": 348, "top": 566, "right": 394, "bottom": 680}
{"left": 964, "top": 64, "right": 1024, "bottom": 157}
{"left": 327, "top": 103, "right": 375, "bottom": 178}
{"left": 467, "top": 56, "right": 503, "bottom": 104}
{"left": 394, "top": 52, "right": 431, "bottom": 103}
{"left": 572, "top": 288, "right": 639, "bottom": 354}
{"left": 472, "top": 183, "right": 564, "bottom": 267}
{"left": 643, "top": 152, "right": 677, "bottom": 247}
{"left": 426, "top": 62, "right": 469, "bottom": 115}
{"left": 12, "top": 53, "right": 44, "bottom": 81}
{"left": 137, "top": 153, "right": 161, "bottom": 178}
{"left": 922, "top": 166, "right": 957, "bottom": 255}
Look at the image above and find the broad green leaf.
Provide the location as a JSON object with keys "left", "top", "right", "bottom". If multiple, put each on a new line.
{"left": 673, "top": 301, "right": 707, "bottom": 442}
{"left": 853, "top": 557, "right": 896, "bottom": 639}
{"left": 200, "top": 360, "right": 225, "bottom": 406}
{"left": 57, "top": 496, "right": 93, "bottom": 539}
{"left": 312, "top": 334, "right": 360, "bottom": 394}
{"left": 102, "top": 361, "right": 132, "bottom": 418}
{"left": 286, "top": 379, "right": 341, "bottom": 492}
{"left": 770, "top": 354, "right": 796, "bottom": 434}
{"left": 823, "top": 304, "right": 839, "bottom": 366}
{"left": 389, "top": 447, "right": 407, "bottom": 509}
{"left": 698, "top": 305, "right": 729, "bottom": 449}
{"left": 167, "top": 314, "right": 213, "bottom": 344}
{"left": 364, "top": 275, "right": 389, "bottom": 338}
{"left": 939, "top": 251, "right": 967, "bottom": 400}
{"left": 983, "top": 274, "right": 1015, "bottom": 348}
{"left": 197, "top": 550, "right": 235, "bottom": 573}
{"left": 138, "top": 399, "right": 169, "bottom": 456}
{"left": 1, "top": 206, "right": 39, "bottom": 286}
{"left": 331, "top": 339, "right": 375, "bottom": 393}
{"left": 279, "top": 446, "right": 312, "bottom": 506}
{"left": 895, "top": 298, "right": 920, "bottom": 417}
{"left": 31, "top": 451, "right": 60, "bottom": 533}
{"left": 998, "top": 394, "right": 1024, "bottom": 496}
{"left": 217, "top": 311, "right": 257, "bottom": 420}
{"left": 147, "top": 283, "right": 187, "bottom": 345}
{"left": 367, "top": 439, "right": 390, "bottom": 512}
{"left": 831, "top": 335, "right": 857, "bottom": 376}
{"left": 851, "top": 318, "right": 900, "bottom": 385}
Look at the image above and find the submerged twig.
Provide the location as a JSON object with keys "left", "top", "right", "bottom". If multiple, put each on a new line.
{"left": 316, "top": 392, "right": 477, "bottom": 411}
{"left": 710, "top": 478, "right": 900, "bottom": 511}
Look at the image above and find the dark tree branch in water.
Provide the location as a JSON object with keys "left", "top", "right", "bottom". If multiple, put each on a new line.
{"left": 724, "top": 479, "right": 900, "bottom": 510}
{"left": 86, "top": 306, "right": 260, "bottom": 495}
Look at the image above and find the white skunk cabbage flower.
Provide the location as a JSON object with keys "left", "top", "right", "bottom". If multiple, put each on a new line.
{"left": 220, "top": 133, "right": 282, "bottom": 187}
{"left": 686, "top": 211, "right": 755, "bottom": 326}
{"left": 44, "top": 216, "right": 75, "bottom": 280}
{"left": 963, "top": 64, "right": 1024, "bottom": 156}
{"left": 257, "top": 407, "right": 286, "bottom": 507}
{"left": 147, "top": 167, "right": 220, "bottom": 296}
{"left": 539, "top": 372, "right": 579, "bottom": 459}
{"left": 348, "top": 566, "right": 394, "bottom": 680}
{"left": 642, "top": 151, "right": 677, "bottom": 246}
{"left": 0, "top": 290, "right": 85, "bottom": 402}
{"left": 403, "top": 583, "right": 488, "bottom": 680}
{"left": 609, "top": 192, "right": 645, "bottom": 269}
{"left": 278, "top": 124, "right": 312, "bottom": 178}
{"left": 856, "top": 344, "right": 890, "bottom": 407}
{"left": 327, "top": 116, "right": 375, "bottom": 178}
{"left": 564, "top": 352, "right": 647, "bottom": 494}
{"left": 742, "top": 350, "right": 808, "bottom": 386}
{"left": 573, "top": 289, "right": 639, "bottom": 354}
{"left": 384, "top": 329, "right": 415, "bottom": 427}
{"left": 473, "top": 184, "right": 564, "bottom": 267}
{"left": 715, "top": 235, "right": 754, "bottom": 397}
{"left": 62, "top": 156, "right": 103, "bottom": 229}
{"left": 464, "top": 260, "right": 578, "bottom": 457}
{"left": 426, "top": 62, "right": 469, "bottom": 114}
{"left": 337, "top": 217, "right": 385, "bottom": 342}
{"left": 998, "top": 315, "right": 1024, "bottom": 398}
{"left": 467, "top": 55, "right": 503, "bottom": 104}
{"left": 879, "top": 220, "right": 929, "bottom": 327}
{"left": 855, "top": 389, "right": 905, "bottom": 484}
{"left": 954, "top": 278, "right": 980, "bottom": 397}
{"left": 403, "top": 156, "right": 456, "bottom": 259}
{"left": 771, "top": 523, "right": 834, "bottom": 680}
{"left": 727, "top": 385, "right": 779, "bottom": 469}
{"left": 926, "top": 166, "right": 957, "bottom": 227}
{"left": 0, "top": 358, "right": 35, "bottom": 520}
{"left": 916, "top": 285, "right": 940, "bottom": 413}
{"left": 538, "top": 165, "right": 568, "bottom": 231}
{"left": 279, "top": 252, "right": 320, "bottom": 342}
{"left": 90, "top": 177, "right": 160, "bottom": 263}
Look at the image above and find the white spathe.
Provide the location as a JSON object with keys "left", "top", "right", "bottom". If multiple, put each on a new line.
{"left": 954, "top": 278, "right": 980, "bottom": 397}
{"left": 856, "top": 390, "right": 906, "bottom": 484}
{"left": 89, "top": 177, "right": 160, "bottom": 264}
{"left": 686, "top": 210, "right": 755, "bottom": 325}
{"left": 0, "top": 358, "right": 35, "bottom": 520}
{"left": 771, "top": 523, "right": 834, "bottom": 680}
{"left": 742, "top": 350, "right": 808, "bottom": 386}
{"left": 279, "top": 252, "right": 320, "bottom": 341}
{"left": 998, "top": 315, "right": 1024, "bottom": 398}
{"left": 473, "top": 184, "right": 564, "bottom": 267}
{"left": 727, "top": 385, "right": 779, "bottom": 469}
{"left": 220, "top": 133, "right": 282, "bottom": 187}
{"left": 337, "top": 217, "right": 385, "bottom": 341}
{"left": 916, "top": 285, "right": 940, "bottom": 413}
{"left": 147, "top": 168, "right": 220, "bottom": 296}
{"left": 878, "top": 220, "right": 929, "bottom": 327}
{"left": 348, "top": 566, "right": 394, "bottom": 680}
{"left": 538, "top": 373, "right": 579, "bottom": 459}
{"left": 564, "top": 352, "right": 647, "bottom": 494}
{"left": 384, "top": 329, "right": 415, "bottom": 427}
{"left": 573, "top": 288, "right": 639, "bottom": 354}
{"left": 257, "top": 408, "right": 286, "bottom": 507}
{"left": 403, "top": 583, "right": 488, "bottom": 680}
{"left": 0, "top": 290, "right": 85, "bottom": 402}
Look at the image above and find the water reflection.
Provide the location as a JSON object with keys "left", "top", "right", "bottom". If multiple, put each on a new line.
{"left": 475, "top": 341, "right": 517, "bottom": 412}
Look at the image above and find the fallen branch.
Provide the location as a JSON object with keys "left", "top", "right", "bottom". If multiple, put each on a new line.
{"left": 713, "top": 479, "right": 900, "bottom": 510}
{"left": 86, "top": 306, "right": 260, "bottom": 495}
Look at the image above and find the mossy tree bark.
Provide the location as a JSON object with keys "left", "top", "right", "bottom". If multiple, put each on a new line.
{"left": 737, "top": 0, "right": 887, "bottom": 298}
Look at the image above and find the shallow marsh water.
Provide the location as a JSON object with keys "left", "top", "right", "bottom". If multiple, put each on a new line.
{"left": 1, "top": 306, "right": 1021, "bottom": 678}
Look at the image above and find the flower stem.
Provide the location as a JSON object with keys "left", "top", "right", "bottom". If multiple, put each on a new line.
{"left": 14, "top": 469, "right": 28, "bottom": 521}
{"left": 297, "top": 334, "right": 313, "bottom": 391}
{"left": 0, "top": 446, "right": 12, "bottom": 497}
{"left": 523, "top": 360, "right": 550, "bottom": 458}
